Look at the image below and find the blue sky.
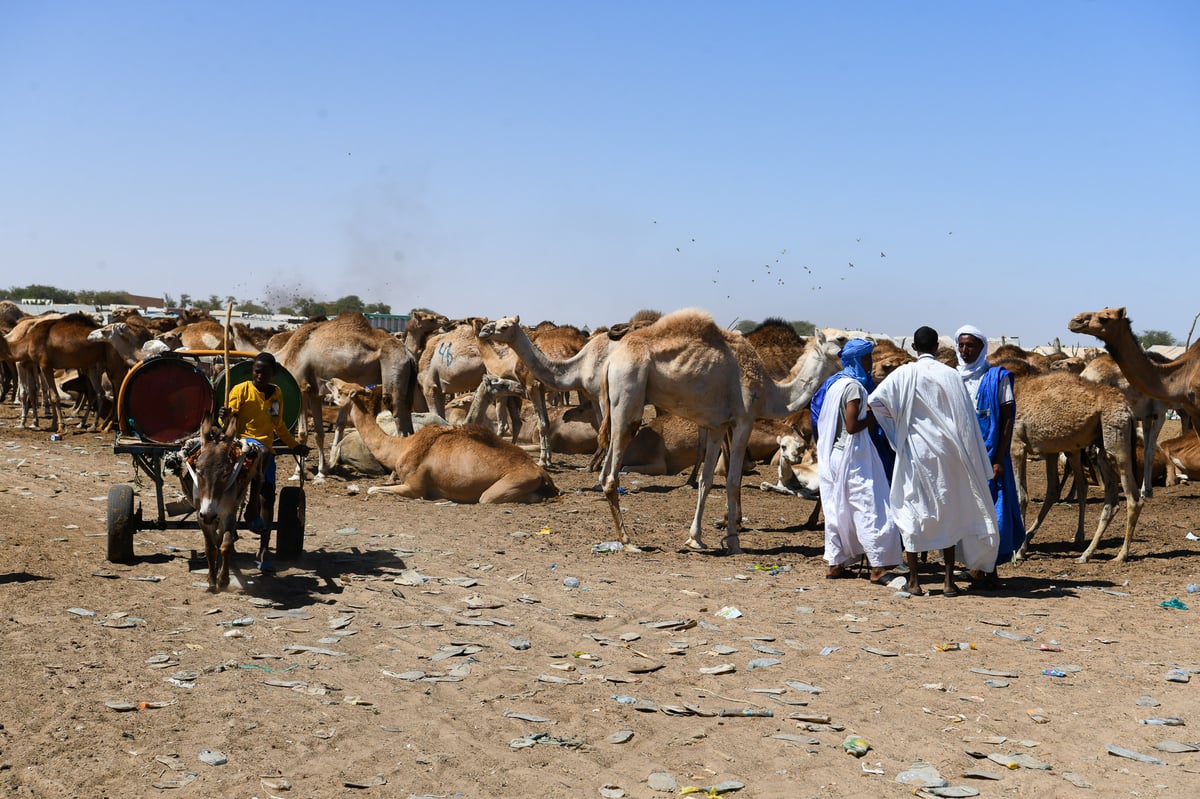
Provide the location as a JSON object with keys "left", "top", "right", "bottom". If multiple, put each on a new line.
{"left": 2, "top": 1, "right": 1197, "bottom": 347}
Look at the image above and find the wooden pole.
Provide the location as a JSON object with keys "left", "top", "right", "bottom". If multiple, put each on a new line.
{"left": 222, "top": 301, "right": 234, "bottom": 409}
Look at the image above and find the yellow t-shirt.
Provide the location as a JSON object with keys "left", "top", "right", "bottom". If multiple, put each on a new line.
{"left": 227, "top": 381, "right": 300, "bottom": 452}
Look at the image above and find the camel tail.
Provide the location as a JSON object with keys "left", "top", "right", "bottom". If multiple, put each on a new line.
{"left": 597, "top": 370, "right": 612, "bottom": 451}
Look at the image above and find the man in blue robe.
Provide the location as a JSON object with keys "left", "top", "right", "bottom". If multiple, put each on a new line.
{"left": 955, "top": 325, "right": 1026, "bottom": 587}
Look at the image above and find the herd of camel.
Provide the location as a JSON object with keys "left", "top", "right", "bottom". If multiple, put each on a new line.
{"left": 2, "top": 299, "right": 1199, "bottom": 564}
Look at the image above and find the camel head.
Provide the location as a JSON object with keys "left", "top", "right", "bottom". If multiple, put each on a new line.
{"left": 326, "top": 378, "right": 376, "bottom": 409}
{"left": 478, "top": 372, "right": 526, "bottom": 399}
{"left": 1068, "top": 307, "right": 1128, "bottom": 342}
{"left": 477, "top": 316, "right": 521, "bottom": 342}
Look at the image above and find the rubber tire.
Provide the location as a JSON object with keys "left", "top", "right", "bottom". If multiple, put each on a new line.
{"left": 106, "top": 484, "right": 136, "bottom": 564}
{"left": 276, "top": 486, "right": 305, "bottom": 560}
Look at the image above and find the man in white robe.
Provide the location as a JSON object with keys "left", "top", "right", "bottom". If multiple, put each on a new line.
{"left": 813, "top": 339, "right": 902, "bottom": 582}
{"left": 867, "top": 326, "right": 999, "bottom": 596}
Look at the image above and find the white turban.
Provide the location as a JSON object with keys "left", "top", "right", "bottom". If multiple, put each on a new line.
{"left": 955, "top": 324, "right": 989, "bottom": 381}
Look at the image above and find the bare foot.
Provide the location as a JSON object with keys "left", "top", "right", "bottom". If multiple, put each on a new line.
{"left": 868, "top": 567, "right": 890, "bottom": 584}
{"left": 943, "top": 582, "right": 961, "bottom": 598}
{"left": 905, "top": 581, "right": 925, "bottom": 596}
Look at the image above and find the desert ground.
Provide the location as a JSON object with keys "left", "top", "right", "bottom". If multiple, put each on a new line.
{"left": 1, "top": 402, "right": 1199, "bottom": 799}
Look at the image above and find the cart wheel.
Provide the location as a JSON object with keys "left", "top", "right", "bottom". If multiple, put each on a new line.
{"left": 107, "top": 484, "right": 136, "bottom": 563}
{"left": 276, "top": 486, "right": 305, "bottom": 560}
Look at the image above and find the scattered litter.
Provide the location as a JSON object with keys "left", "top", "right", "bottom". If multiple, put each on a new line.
{"left": 1042, "top": 669, "right": 1067, "bottom": 678}
{"left": 509, "top": 637, "right": 531, "bottom": 650}
{"left": 926, "top": 788, "right": 980, "bottom": 798}
{"left": 1137, "top": 694, "right": 1162, "bottom": 707}
{"left": 785, "top": 680, "right": 825, "bottom": 694}
{"left": 105, "top": 700, "right": 137, "bottom": 712}
{"left": 992, "top": 629, "right": 1032, "bottom": 642}
{"left": 819, "top": 646, "right": 840, "bottom": 656}
{"left": 714, "top": 606, "right": 742, "bottom": 620}
{"left": 1138, "top": 717, "right": 1185, "bottom": 726}
{"left": 67, "top": 607, "right": 96, "bottom": 617}
{"left": 1154, "top": 741, "right": 1200, "bottom": 753}
{"left": 608, "top": 729, "right": 634, "bottom": 744}
{"left": 282, "top": 644, "right": 345, "bottom": 656}
{"left": 717, "top": 707, "right": 773, "bottom": 717}
{"left": 647, "top": 771, "right": 677, "bottom": 791}
{"left": 599, "top": 785, "right": 625, "bottom": 799}
{"left": 1187, "top": 532, "right": 1199, "bottom": 541}
{"left": 970, "top": 668, "right": 1018, "bottom": 678}
{"left": 1026, "top": 709, "right": 1050, "bottom": 724}
{"left": 344, "top": 775, "right": 388, "bottom": 788}
{"left": 895, "top": 762, "right": 947, "bottom": 788}
{"left": 593, "top": 541, "right": 624, "bottom": 553}
{"left": 1160, "top": 597, "right": 1189, "bottom": 610}
{"left": 1062, "top": 773, "right": 1093, "bottom": 788}
{"left": 842, "top": 735, "right": 870, "bottom": 756}
{"left": 862, "top": 646, "right": 898, "bottom": 657}
{"left": 747, "top": 658, "right": 781, "bottom": 670}
{"left": 962, "top": 769, "right": 1004, "bottom": 780}
{"left": 772, "top": 733, "right": 820, "bottom": 745}
{"left": 700, "top": 664, "right": 736, "bottom": 675}
{"left": 504, "top": 711, "right": 552, "bottom": 723}
{"left": 509, "top": 732, "right": 585, "bottom": 750}
{"left": 197, "top": 749, "right": 227, "bottom": 766}
{"left": 1166, "top": 669, "right": 1191, "bottom": 683}
{"left": 1106, "top": 743, "right": 1166, "bottom": 765}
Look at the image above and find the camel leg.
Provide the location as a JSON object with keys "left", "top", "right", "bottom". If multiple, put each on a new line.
{"left": 719, "top": 424, "right": 753, "bottom": 554}
{"left": 1068, "top": 450, "right": 1088, "bottom": 547}
{"left": 1140, "top": 413, "right": 1165, "bottom": 498}
{"left": 1079, "top": 442, "right": 1144, "bottom": 564}
{"left": 599, "top": 417, "right": 643, "bottom": 553}
{"left": 685, "top": 434, "right": 723, "bottom": 551}
{"left": 1023, "top": 455, "right": 1063, "bottom": 546}
{"left": 367, "top": 483, "right": 426, "bottom": 498}
{"left": 531, "top": 385, "right": 553, "bottom": 468}
{"left": 479, "top": 475, "right": 546, "bottom": 503}
{"left": 804, "top": 501, "right": 822, "bottom": 528}
{"left": 308, "top": 392, "right": 327, "bottom": 482}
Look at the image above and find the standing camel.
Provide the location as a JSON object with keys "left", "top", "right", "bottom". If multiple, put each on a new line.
{"left": 597, "top": 308, "right": 843, "bottom": 554}
{"left": 1080, "top": 353, "right": 1169, "bottom": 497}
{"left": 1011, "top": 371, "right": 1144, "bottom": 563}
{"left": 273, "top": 311, "right": 418, "bottom": 480}
{"left": 1069, "top": 307, "right": 1200, "bottom": 435}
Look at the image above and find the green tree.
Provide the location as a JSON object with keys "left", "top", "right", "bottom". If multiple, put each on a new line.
{"left": 328, "top": 294, "right": 365, "bottom": 314}
{"left": 3, "top": 284, "right": 76, "bottom": 303}
{"left": 162, "top": 293, "right": 177, "bottom": 308}
{"left": 733, "top": 318, "right": 815, "bottom": 336}
{"left": 364, "top": 302, "right": 392, "bottom": 314}
{"left": 1138, "top": 329, "right": 1177, "bottom": 348}
{"left": 179, "top": 293, "right": 192, "bottom": 308}
{"left": 290, "top": 296, "right": 328, "bottom": 318}
{"left": 237, "top": 300, "right": 273, "bottom": 315}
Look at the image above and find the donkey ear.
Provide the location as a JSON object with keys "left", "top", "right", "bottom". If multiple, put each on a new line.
{"left": 223, "top": 412, "right": 239, "bottom": 439}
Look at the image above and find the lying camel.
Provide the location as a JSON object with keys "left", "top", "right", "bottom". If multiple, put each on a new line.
{"left": 326, "top": 378, "right": 558, "bottom": 503}
{"left": 1160, "top": 433, "right": 1200, "bottom": 485}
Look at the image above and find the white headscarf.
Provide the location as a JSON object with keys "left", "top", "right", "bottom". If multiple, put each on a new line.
{"left": 955, "top": 324, "right": 989, "bottom": 381}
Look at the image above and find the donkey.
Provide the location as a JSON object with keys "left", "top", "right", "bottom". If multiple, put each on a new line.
{"left": 183, "top": 413, "right": 263, "bottom": 592}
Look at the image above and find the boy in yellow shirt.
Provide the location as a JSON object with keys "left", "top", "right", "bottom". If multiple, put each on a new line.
{"left": 219, "top": 352, "right": 308, "bottom": 570}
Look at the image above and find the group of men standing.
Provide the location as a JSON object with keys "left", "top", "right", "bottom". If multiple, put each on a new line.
{"left": 812, "top": 325, "right": 1026, "bottom": 596}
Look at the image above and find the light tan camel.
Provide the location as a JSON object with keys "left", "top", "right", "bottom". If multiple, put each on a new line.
{"left": 273, "top": 311, "right": 418, "bottom": 480}
{"left": 170, "top": 319, "right": 261, "bottom": 352}
{"left": 1159, "top": 433, "right": 1200, "bottom": 485}
{"left": 332, "top": 373, "right": 523, "bottom": 477}
{"left": 475, "top": 316, "right": 591, "bottom": 466}
{"left": 326, "top": 378, "right": 558, "bottom": 503}
{"left": 597, "top": 308, "right": 843, "bottom": 554}
{"left": 1080, "top": 353, "right": 1169, "bottom": 497}
{"left": 418, "top": 319, "right": 495, "bottom": 418}
{"left": 1011, "top": 371, "right": 1144, "bottom": 563}
{"left": 1069, "top": 307, "right": 1200, "bottom": 435}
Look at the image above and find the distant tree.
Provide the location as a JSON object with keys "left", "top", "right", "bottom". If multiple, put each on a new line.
{"left": 179, "top": 293, "right": 192, "bottom": 308}
{"left": 75, "top": 289, "right": 134, "bottom": 305}
{"left": 328, "top": 294, "right": 366, "bottom": 314}
{"left": 791, "top": 320, "right": 815, "bottom": 336}
{"left": 1138, "top": 329, "right": 1178, "bottom": 348}
{"left": 364, "top": 302, "right": 392, "bottom": 314}
{"left": 4, "top": 284, "right": 76, "bottom": 303}
{"left": 237, "top": 300, "right": 273, "bottom": 315}
{"left": 290, "top": 296, "right": 328, "bottom": 318}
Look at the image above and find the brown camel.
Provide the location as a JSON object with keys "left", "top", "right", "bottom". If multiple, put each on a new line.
{"left": 597, "top": 308, "right": 843, "bottom": 553}
{"left": 1011, "top": 371, "right": 1143, "bottom": 563}
{"left": 475, "top": 316, "right": 592, "bottom": 466}
{"left": 1080, "top": 353, "right": 1169, "bottom": 497}
{"left": 326, "top": 378, "right": 557, "bottom": 503}
{"left": 273, "top": 311, "right": 418, "bottom": 479}
{"left": 744, "top": 319, "right": 807, "bottom": 381}
{"left": 1069, "top": 307, "right": 1200, "bottom": 436}
{"left": 1159, "top": 433, "right": 1200, "bottom": 485}
{"left": 169, "top": 319, "right": 261, "bottom": 352}
{"left": 8, "top": 313, "right": 119, "bottom": 432}
{"left": 333, "top": 373, "right": 523, "bottom": 477}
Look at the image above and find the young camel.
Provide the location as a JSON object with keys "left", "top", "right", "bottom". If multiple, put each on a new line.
{"left": 181, "top": 413, "right": 263, "bottom": 593}
{"left": 326, "top": 378, "right": 558, "bottom": 503}
{"left": 598, "top": 308, "right": 843, "bottom": 554}
{"left": 1011, "top": 371, "right": 1144, "bottom": 563}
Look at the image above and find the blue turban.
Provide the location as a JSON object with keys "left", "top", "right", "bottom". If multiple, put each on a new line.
{"left": 810, "top": 338, "right": 875, "bottom": 438}
{"left": 837, "top": 338, "right": 875, "bottom": 387}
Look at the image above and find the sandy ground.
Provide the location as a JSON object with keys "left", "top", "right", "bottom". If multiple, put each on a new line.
{"left": 2, "top": 402, "right": 1200, "bottom": 799}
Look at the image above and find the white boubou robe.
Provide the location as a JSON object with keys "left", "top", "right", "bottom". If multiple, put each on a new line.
{"left": 817, "top": 377, "right": 903, "bottom": 568}
{"left": 867, "top": 355, "right": 999, "bottom": 570}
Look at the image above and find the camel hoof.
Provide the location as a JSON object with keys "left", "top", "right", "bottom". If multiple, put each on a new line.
{"left": 1075, "top": 554, "right": 1092, "bottom": 564}
{"left": 624, "top": 544, "right": 643, "bottom": 554}
{"left": 686, "top": 538, "right": 707, "bottom": 551}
